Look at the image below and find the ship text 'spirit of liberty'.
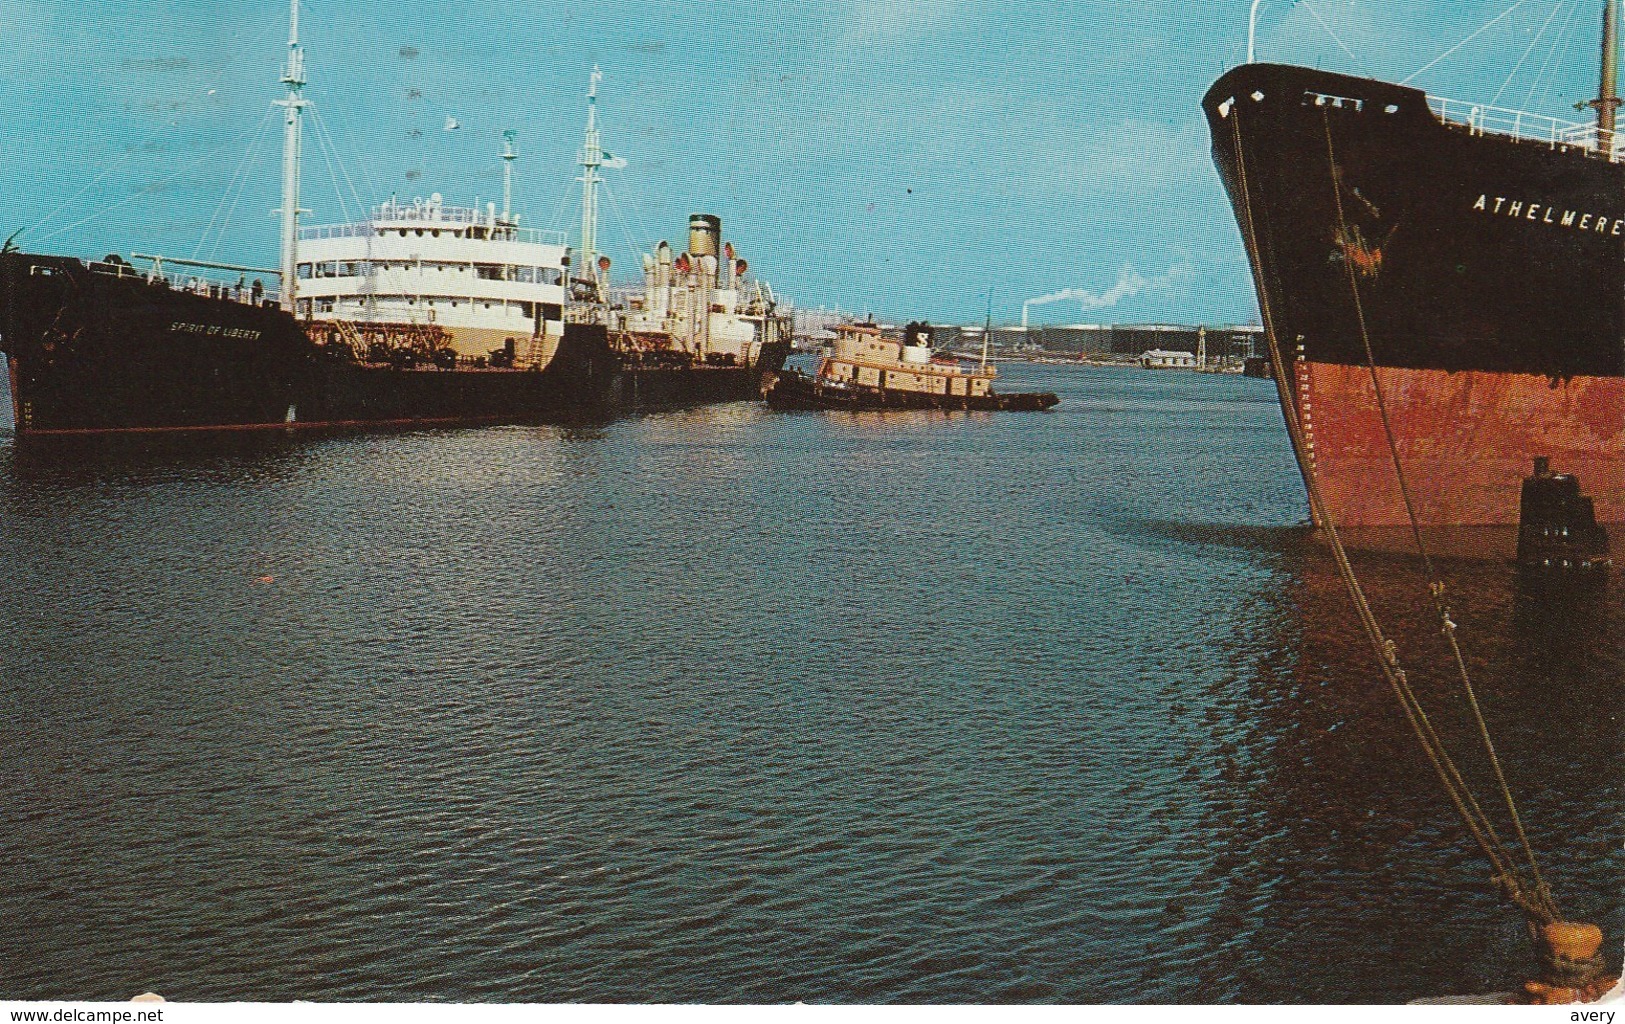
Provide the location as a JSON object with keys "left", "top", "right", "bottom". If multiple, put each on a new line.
{"left": 169, "top": 322, "right": 264, "bottom": 340}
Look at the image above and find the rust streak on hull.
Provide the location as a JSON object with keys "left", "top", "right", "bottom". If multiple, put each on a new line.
{"left": 1296, "top": 360, "right": 1624, "bottom": 527}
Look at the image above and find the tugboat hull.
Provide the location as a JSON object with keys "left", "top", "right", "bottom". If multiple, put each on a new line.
{"left": 764, "top": 368, "right": 1058, "bottom": 411}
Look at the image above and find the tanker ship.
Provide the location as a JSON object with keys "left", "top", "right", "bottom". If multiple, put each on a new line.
{"left": 1204, "top": 1, "right": 1625, "bottom": 529}
{"left": 1, "top": 192, "right": 616, "bottom": 435}
{"left": 0, "top": 2, "right": 781, "bottom": 437}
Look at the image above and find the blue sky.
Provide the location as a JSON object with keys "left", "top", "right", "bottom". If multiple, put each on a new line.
{"left": 0, "top": 0, "right": 1607, "bottom": 324}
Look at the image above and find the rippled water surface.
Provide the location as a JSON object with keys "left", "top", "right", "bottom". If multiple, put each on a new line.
{"left": 1, "top": 362, "right": 1619, "bottom": 1002}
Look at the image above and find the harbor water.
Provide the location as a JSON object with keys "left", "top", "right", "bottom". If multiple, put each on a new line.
{"left": 1, "top": 361, "right": 1619, "bottom": 1003}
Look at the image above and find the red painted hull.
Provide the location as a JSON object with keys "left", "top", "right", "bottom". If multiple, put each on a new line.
{"left": 1294, "top": 358, "right": 1624, "bottom": 527}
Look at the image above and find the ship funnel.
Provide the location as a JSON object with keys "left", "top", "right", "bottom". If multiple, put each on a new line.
{"left": 688, "top": 214, "right": 721, "bottom": 258}
{"left": 901, "top": 321, "right": 934, "bottom": 364}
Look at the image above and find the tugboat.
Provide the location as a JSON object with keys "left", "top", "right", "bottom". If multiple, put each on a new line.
{"left": 764, "top": 321, "right": 1058, "bottom": 411}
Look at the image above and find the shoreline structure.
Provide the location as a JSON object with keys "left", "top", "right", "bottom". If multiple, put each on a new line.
{"left": 787, "top": 317, "right": 1265, "bottom": 369}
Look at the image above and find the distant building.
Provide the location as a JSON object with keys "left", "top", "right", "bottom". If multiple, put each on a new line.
{"left": 805, "top": 316, "right": 1266, "bottom": 364}
{"left": 989, "top": 326, "right": 1042, "bottom": 351}
{"left": 1140, "top": 349, "right": 1197, "bottom": 369}
{"left": 1030, "top": 324, "right": 1115, "bottom": 354}
{"left": 991, "top": 323, "right": 1266, "bottom": 363}
{"left": 1219, "top": 326, "right": 1265, "bottom": 361}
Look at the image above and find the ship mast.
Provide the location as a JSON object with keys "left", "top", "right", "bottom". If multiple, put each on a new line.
{"left": 578, "top": 68, "right": 603, "bottom": 281}
{"left": 275, "top": 0, "right": 309, "bottom": 311}
{"left": 1592, "top": 0, "right": 1622, "bottom": 154}
{"left": 502, "top": 130, "right": 516, "bottom": 223}
{"left": 980, "top": 286, "right": 993, "bottom": 371}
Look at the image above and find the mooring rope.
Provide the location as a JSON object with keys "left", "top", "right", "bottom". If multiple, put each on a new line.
{"left": 1224, "top": 102, "right": 1557, "bottom": 926}
{"left": 1317, "top": 107, "right": 1558, "bottom": 921}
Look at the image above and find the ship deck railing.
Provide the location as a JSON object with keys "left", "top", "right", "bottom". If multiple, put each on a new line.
{"left": 87, "top": 258, "right": 281, "bottom": 306}
{"left": 299, "top": 209, "right": 567, "bottom": 247}
{"left": 1427, "top": 95, "right": 1625, "bottom": 161}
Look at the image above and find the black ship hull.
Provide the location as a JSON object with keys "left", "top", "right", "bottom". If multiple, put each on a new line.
{"left": 3, "top": 254, "right": 310, "bottom": 433}
{"left": 1204, "top": 63, "right": 1625, "bottom": 527}
{"left": 764, "top": 368, "right": 1058, "bottom": 411}
{"left": 0, "top": 252, "right": 782, "bottom": 437}
{"left": 614, "top": 340, "right": 791, "bottom": 410}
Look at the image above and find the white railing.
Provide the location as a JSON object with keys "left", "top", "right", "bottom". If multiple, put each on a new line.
{"left": 1426, "top": 95, "right": 1625, "bottom": 161}
{"left": 298, "top": 223, "right": 375, "bottom": 241}
{"left": 372, "top": 201, "right": 486, "bottom": 224}
{"left": 88, "top": 259, "right": 281, "bottom": 306}
{"left": 299, "top": 220, "right": 567, "bottom": 246}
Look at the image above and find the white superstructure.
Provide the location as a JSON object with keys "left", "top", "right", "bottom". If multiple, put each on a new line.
{"left": 295, "top": 194, "right": 570, "bottom": 366}
{"left": 562, "top": 74, "right": 790, "bottom": 369}
{"left": 610, "top": 214, "right": 789, "bottom": 367}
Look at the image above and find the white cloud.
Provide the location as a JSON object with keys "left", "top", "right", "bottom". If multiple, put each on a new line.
{"left": 835, "top": 0, "right": 974, "bottom": 48}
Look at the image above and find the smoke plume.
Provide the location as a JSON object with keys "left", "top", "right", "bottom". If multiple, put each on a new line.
{"left": 1027, "top": 263, "right": 1190, "bottom": 312}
